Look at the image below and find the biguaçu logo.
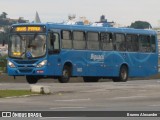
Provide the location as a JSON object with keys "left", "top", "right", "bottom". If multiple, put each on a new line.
{"left": 90, "top": 53, "right": 104, "bottom": 61}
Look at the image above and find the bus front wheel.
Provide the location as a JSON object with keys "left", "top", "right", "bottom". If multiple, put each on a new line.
{"left": 112, "top": 65, "right": 128, "bottom": 82}
{"left": 58, "top": 66, "right": 71, "bottom": 83}
{"left": 26, "top": 76, "right": 38, "bottom": 84}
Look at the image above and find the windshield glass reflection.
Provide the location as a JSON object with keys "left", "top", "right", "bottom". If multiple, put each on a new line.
{"left": 9, "top": 34, "right": 46, "bottom": 58}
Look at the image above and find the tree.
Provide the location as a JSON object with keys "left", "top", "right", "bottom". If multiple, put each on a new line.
{"left": 130, "top": 21, "right": 152, "bottom": 29}
{"left": 0, "top": 12, "right": 8, "bottom": 19}
{"left": 18, "top": 17, "right": 27, "bottom": 23}
{"left": 68, "top": 14, "right": 76, "bottom": 20}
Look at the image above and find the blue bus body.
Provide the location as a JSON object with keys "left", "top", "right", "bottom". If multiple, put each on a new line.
{"left": 7, "top": 23, "right": 158, "bottom": 83}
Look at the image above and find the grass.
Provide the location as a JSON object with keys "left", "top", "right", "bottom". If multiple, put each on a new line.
{"left": 0, "top": 90, "right": 38, "bottom": 98}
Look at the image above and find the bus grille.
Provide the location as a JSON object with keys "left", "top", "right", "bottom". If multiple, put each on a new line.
{"left": 14, "top": 60, "right": 38, "bottom": 64}
{"left": 18, "top": 69, "right": 33, "bottom": 73}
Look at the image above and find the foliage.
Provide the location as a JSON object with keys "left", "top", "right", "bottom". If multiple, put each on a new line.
{"left": 0, "top": 12, "right": 28, "bottom": 26}
{"left": 0, "top": 12, "right": 8, "bottom": 19}
{"left": 0, "top": 11, "right": 28, "bottom": 45}
{"left": 0, "top": 32, "right": 9, "bottom": 44}
{"left": 130, "top": 21, "right": 152, "bottom": 29}
{"left": 0, "top": 55, "right": 7, "bottom": 73}
{"left": 0, "top": 90, "right": 38, "bottom": 98}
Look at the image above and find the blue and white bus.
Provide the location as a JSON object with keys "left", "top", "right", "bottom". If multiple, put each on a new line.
{"left": 7, "top": 23, "right": 158, "bottom": 84}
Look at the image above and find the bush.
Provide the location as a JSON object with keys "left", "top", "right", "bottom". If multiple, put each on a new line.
{"left": 0, "top": 55, "right": 7, "bottom": 73}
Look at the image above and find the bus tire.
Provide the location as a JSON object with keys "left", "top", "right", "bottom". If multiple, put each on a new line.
{"left": 83, "top": 77, "right": 99, "bottom": 82}
{"left": 58, "top": 65, "right": 71, "bottom": 83}
{"left": 112, "top": 65, "right": 128, "bottom": 82}
{"left": 26, "top": 76, "right": 38, "bottom": 84}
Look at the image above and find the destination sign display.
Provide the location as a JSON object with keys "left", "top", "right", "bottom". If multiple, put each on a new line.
{"left": 11, "top": 26, "right": 46, "bottom": 32}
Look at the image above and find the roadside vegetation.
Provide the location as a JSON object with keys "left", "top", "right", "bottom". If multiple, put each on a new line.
{"left": 0, "top": 90, "right": 39, "bottom": 98}
{"left": 0, "top": 55, "right": 7, "bottom": 73}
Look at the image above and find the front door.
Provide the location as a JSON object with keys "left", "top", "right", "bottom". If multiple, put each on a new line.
{"left": 47, "top": 30, "right": 61, "bottom": 76}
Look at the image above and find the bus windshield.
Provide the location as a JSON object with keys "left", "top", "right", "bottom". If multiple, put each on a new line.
{"left": 9, "top": 34, "right": 46, "bottom": 59}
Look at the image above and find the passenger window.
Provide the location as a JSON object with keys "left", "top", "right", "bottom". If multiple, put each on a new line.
{"left": 61, "top": 30, "right": 72, "bottom": 49}
{"left": 115, "top": 33, "right": 126, "bottom": 51}
{"left": 139, "top": 35, "right": 151, "bottom": 52}
{"left": 126, "top": 34, "right": 139, "bottom": 52}
{"left": 62, "top": 30, "right": 71, "bottom": 40}
{"left": 100, "top": 32, "right": 113, "bottom": 50}
{"left": 87, "top": 32, "right": 99, "bottom": 50}
{"left": 151, "top": 36, "right": 156, "bottom": 52}
{"left": 73, "top": 31, "right": 86, "bottom": 49}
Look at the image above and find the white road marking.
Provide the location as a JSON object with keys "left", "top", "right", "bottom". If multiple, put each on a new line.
{"left": 5, "top": 96, "right": 17, "bottom": 99}
{"left": 55, "top": 98, "right": 90, "bottom": 102}
{"left": 2, "top": 94, "right": 40, "bottom": 99}
{"left": 149, "top": 105, "right": 160, "bottom": 107}
{"left": 50, "top": 107, "right": 86, "bottom": 110}
{"left": 81, "top": 89, "right": 105, "bottom": 93}
{"left": 111, "top": 96, "right": 147, "bottom": 100}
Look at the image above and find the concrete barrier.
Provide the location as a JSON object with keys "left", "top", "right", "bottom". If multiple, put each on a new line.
{"left": 30, "top": 85, "right": 51, "bottom": 94}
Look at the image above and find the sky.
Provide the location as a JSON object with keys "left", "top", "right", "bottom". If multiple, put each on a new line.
{"left": 0, "top": 0, "right": 160, "bottom": 27}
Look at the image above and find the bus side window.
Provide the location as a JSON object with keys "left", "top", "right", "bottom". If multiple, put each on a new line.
{"left": 48, "top": 32, "right": 60, "bottom": 53}
{"left": 139, "top": 35, "right": 151, "bottom": 52}
{"left": 126, "top": 34, "right": 139, "bottom": 52}
{"left": 48, "top": 33, "right": 53, "bottom": 51}
{"left": 53, "top": 33, "right": 60, "bottom": 50}
{"left": 115, "top": 33, "right": 126, "bottom": 51}
{"left": 61, "top": 30, "right": 72, "bottom": 49}
{"left": 73, "top": 31, "right": 86, "bottom": 50}
{"left": 100, "top": 32, "right": 113, "bottom": 50}
{"left": 87, "top": 32, "right": 99, "bottom": 50}
{"left": 151, "top": 36, "right": 156, "bottom": 52}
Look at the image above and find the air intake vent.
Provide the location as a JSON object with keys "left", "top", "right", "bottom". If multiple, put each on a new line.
{"left": 14, "top": 60, "right": 38, "bottom": 64}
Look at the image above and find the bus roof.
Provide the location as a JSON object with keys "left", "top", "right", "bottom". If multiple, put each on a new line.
{"left": 12, "top": 23, "right": 157, "bottom": 35}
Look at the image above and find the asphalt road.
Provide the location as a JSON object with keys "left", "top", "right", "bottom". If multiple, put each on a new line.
{"left": 0, "top": 76, "right": 160, "bottom": 120}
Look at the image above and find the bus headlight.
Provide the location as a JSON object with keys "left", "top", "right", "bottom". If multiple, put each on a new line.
{"left": 36, "top": 60, "right": 47, "bottom": 68}
{"left": 8, "top": 61, "right": 16, "bottom": 68}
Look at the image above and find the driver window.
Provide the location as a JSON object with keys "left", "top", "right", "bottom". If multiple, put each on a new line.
{"left": 48, "top": 32, "right": 60, "bottom": 51}
{"left": 48, "top": 33, "right": 53, "bottom": 51}
{"left": 53, "top": 33, "right": 60, "bottom": 49}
